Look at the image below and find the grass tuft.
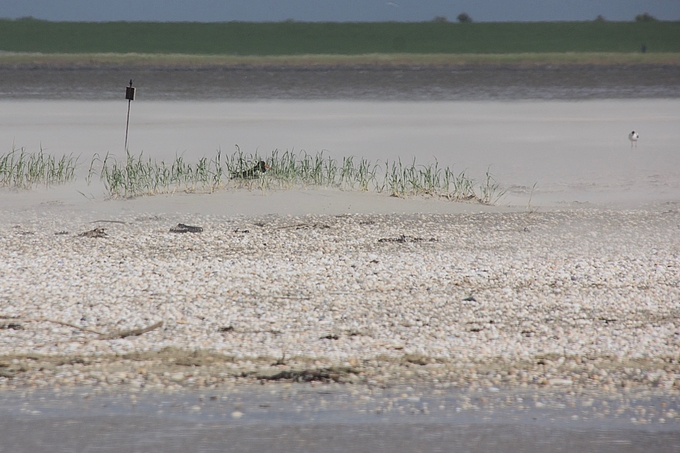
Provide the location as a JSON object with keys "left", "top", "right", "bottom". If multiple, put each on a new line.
{"left": 90, "top": 148, "right": 505, "bottom": 204}
{"left": 0, "top": 146, "right": 78, "bottom": 189}
{"left": 1, "top": 145, "right": 506, "bottom": 205}
{"left": 88, "top": 149, "right": 225, "bottom": 197}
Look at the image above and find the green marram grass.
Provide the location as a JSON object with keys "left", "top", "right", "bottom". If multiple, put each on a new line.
{"left": 0, "top": 146, "right": 505, "bottom": 204}
{"left": 89, "top": 148, "right": 506, "bottom": 204}
{"left": 1, "top": 19, "right": 679, "bottom": 55}
{"left": 89, "top": 150, "right": 225, "bottom": 198}
{"left": 0, "top": 147, "right": 78, "bottom": 188}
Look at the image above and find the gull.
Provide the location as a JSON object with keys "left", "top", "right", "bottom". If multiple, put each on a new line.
{"left": 628, "top": 131, "right": 639, "bottom": 148}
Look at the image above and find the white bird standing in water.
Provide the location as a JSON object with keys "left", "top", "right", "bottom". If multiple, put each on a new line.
{"left": 628, "top": 131, "right": 639, "bottom": 148}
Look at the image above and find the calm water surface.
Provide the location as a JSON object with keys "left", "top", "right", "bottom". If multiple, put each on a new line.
{"left": 2, "top": 387, "right": 678, "bottom": 453}
{"left": 1, "top": 65, "right": 679, "bottom": 100}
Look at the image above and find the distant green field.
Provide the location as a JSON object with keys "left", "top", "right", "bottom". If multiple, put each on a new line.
{"left": 1, "top": 19, "right": 679, "bottom": 55}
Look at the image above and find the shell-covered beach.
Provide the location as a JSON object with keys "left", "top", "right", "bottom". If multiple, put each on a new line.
{"left": 1, "top": 203, "right": 679, "bottom": 398}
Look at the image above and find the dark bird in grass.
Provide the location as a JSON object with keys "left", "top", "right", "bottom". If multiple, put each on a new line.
{"left": 231, "top": 161, "right": 270, "bottom": 179}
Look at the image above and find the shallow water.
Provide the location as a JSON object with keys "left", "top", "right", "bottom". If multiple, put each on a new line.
{"left": 1, "top": 65, "right": 679, "bottom": 101}
{"left": 2, "top": 387, "right": 678, "bottom": 453}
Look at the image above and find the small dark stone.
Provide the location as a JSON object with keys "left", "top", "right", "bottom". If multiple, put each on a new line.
{"left": 78, "top": 228, "right": 107, "bottom": 238}
{"left": 170, "top": 224, "right": 203, "bottom": 233}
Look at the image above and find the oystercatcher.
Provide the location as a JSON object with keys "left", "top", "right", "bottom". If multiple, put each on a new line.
{"left": 231, "top": 161, "right": 270, "bottom": 179}
{"left": 628, "top": 131, "right": 639, "bottom": 148}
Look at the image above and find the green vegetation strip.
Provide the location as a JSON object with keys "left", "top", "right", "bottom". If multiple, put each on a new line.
{"left": 1, "top": 19, "right": 679, "bottom": 55}
{"left": 2, "top": 52, "right": 679, "bottom": 67}
{"left": 0, "top": 147, "right": 78, "bottom": 189}
{"left": 89, "top": 149, "right": 505, "bottom": 204}
{"left": 0, "top": 146, "right": 505, "bottom": 204}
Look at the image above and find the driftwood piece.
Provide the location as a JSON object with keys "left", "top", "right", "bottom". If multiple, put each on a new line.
{"left": 99, "top": 321, "right": 164, "bottom": 340}
{"left": 78, "top": 228, "right": 107, "bottom": 238}
{"left": 378, "top": 234, "right": 437, "bottom": 243}
{"left": 0, "top": 316, "right": 104, "bottom": 335}
{"left": 90, "top": 220, "right": 126, "bottom": 224}
{"left": 0, "top": 315, "right": 164, "bottom": 351}
{"left": 252, "top": 366, "right": 358, "bottom": 383}
{"left": 0, "top": 315, "right": 162, "bottom": 341}
{"left": 276, "top": 223, "right": 331, "bottom": 230}
{"left": 170, "top": 224, "right": 203, "bottom": 233}
{"left": 0, "top": 322, "right": 23, "bottom": 330}
{"left": 41, "top": 319, "right": 105, "bottom": 335}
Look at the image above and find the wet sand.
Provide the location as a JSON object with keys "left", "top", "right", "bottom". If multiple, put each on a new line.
{"left": 1, "top": 99, "right": 680, "bottom": 208}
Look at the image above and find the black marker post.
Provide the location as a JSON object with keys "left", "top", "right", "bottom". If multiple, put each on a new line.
{"left": 124, "top": 80, "right": 136, "bottom": 151}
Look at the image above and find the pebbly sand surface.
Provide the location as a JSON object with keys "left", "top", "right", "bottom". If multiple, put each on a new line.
{"left": 1, "top": 187, "right": 679, "bottom": 451}
{"left": 0, "top": 190, "right": 680, "bottom": 452}
{"left": 1, "top": 186, "right": 679, "bottom": 394}
{"left": 1, "top": 98, "right": 679, "bottom": 448}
